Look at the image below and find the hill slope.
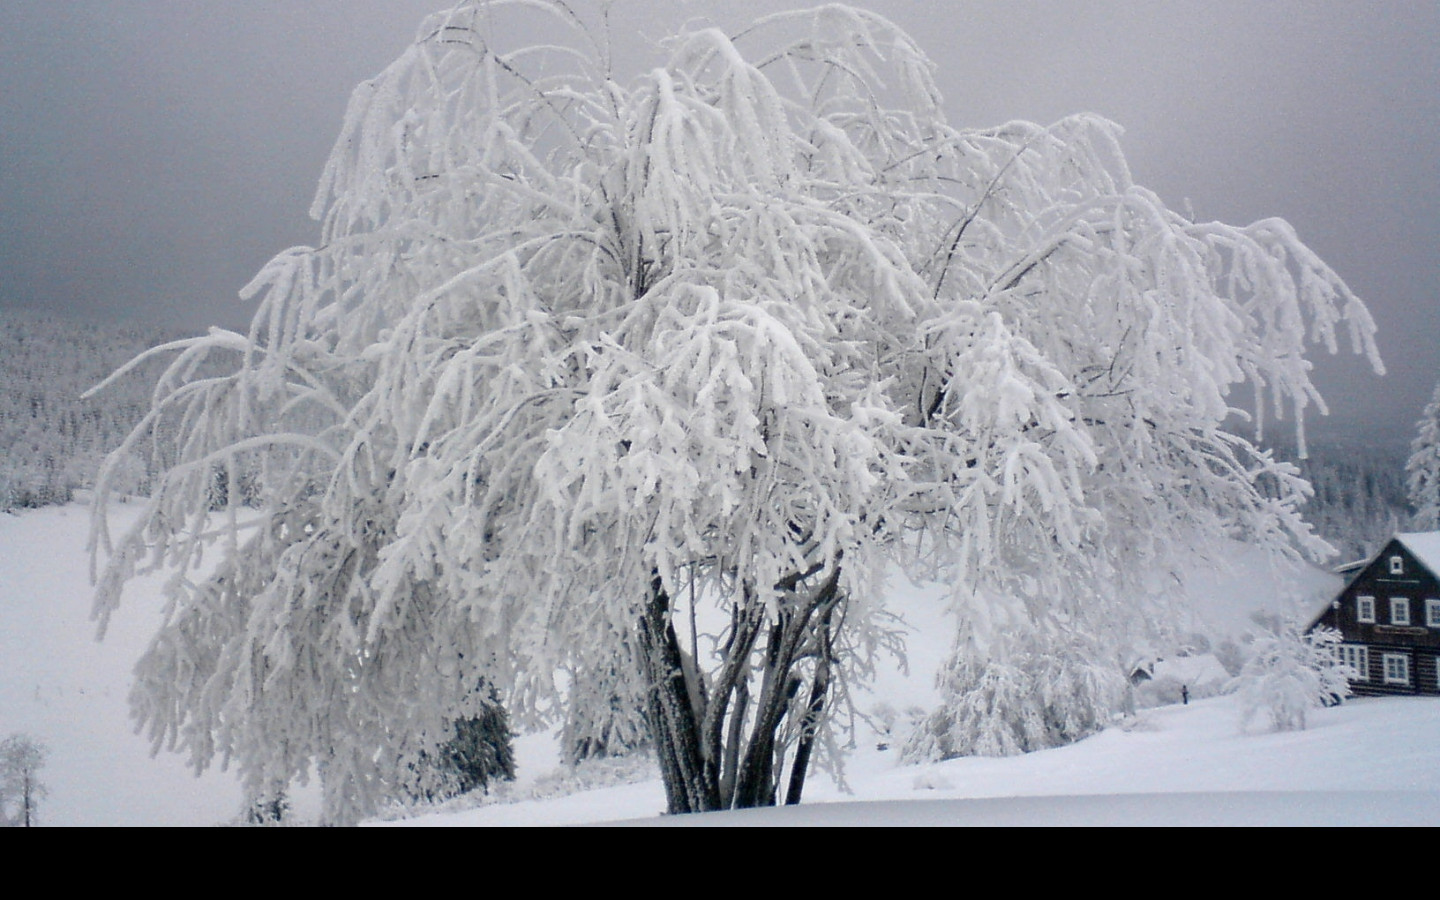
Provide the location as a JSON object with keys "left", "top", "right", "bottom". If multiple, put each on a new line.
{"left": 4, "top": 502, "right": 1438, "bottom": 826}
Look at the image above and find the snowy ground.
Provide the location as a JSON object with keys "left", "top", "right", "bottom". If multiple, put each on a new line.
{"left": 3, "top": 502, "right": 1437, "bottom": 826}
{"left": 385, "top": 695, "right": 1440, "bottom": 826}
{"left": 0, "top": 502, "right": 249, "bottom": 826}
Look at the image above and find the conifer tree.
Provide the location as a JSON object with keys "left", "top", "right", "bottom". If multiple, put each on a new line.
{"left": 1407, "top": 382, "right": 1440, "bottom": 530}
{"left": 0, "top": 734, "right": 48, "bottom": 828}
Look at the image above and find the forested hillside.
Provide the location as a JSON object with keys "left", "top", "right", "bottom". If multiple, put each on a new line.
{"left": 0, "top": 309, "right": 1417, "bottom": 563}
{"left": 0, "top": 310, "right": 181, "bottom": 510}
{"left": 1279, "top": 441, "right": 1411, "bottom": 564}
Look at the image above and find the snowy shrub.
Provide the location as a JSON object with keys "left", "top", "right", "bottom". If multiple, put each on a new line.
{"left": 904, "top": 633, "right": 1130, "bottom": 759}
{"left": 1233, "top": 625, "right": 1351, "bottom": 733}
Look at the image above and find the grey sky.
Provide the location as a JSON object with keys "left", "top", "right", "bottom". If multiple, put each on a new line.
{"left": 1, "top": 1, "right": 1434, "bottom": 444}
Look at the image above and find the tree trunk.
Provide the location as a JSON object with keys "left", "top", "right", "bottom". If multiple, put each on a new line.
{"left": 785, "top": 605, "right": 834, "bottom": 806}
{"left": 22, "top": 771, "right": 34, "bottom": 827}
{"left": 731, "top": 567, "right": 841, "bottom": 808}
{"left": 636, "top": 565, "right": 843, "bottom": 814}
{"left": 637, "top": 576, "right": 716, "bottom": 813}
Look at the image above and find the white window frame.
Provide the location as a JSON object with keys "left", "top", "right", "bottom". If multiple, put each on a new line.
{"left": 1357, "top": 595, "right": 1376, "bottom": 623}
{"left": 1340, "top": 645, "right": 1369, "bottom": 681}
{"left": 1392, "top": 596, "right": 1412, "bottom": 626}
{"left": 1383, "top": 652, "right": 1410, "bottom": 685}
{"left": 1426, "top": 598, "right": 1440, "bottom": 628}
{"left": 1390, "top": 555, "right": 1405, "bottom": 575}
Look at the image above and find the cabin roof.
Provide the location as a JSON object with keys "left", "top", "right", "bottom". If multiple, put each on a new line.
{"left": 1395, "top": 532, "right": 1440, "bottom": 577}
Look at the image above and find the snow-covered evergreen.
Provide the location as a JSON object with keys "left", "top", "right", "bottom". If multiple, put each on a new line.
{"left": 1407, "top": 382, "right": 1440, "bottom": 531}
{"left": 89, "top": 1, "right": 1381, "bottom": 822}
{"left": 0, "top": 734, "right": 48, "bottom": 827}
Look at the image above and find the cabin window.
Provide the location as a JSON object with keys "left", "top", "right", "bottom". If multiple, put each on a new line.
{"left": 1392, "top": 597, "right": 1412, "bottom": 626}
{"left": 1390, "top": 555, "right": 1405, "bottom": 575}
{"left": 1383, "top": 652, "right": 1410, "bottom": 685}
{"left": 1340, "top": 645, "right": 1369, "bottom": 681}
{"left": 1357, "top": 595, "right": 1376, "bottom": 623}
{"left": 1427, "top": 599, "right": 1440, "bottom": 628}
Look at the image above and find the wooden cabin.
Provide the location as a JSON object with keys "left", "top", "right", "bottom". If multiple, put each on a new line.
{"left": 1310, "top": 533, "right": 1440, "bottom": 696}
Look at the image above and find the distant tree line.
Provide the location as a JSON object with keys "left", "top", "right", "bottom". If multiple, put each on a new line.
{"left": 1287, "top": 440, "right": 1409, "bottom": 564}
{"left": 0, "top": 313, "right": 1418, "bottom": 572}
{"left": 0, "top": 310, "right": 183, "bottom": 510}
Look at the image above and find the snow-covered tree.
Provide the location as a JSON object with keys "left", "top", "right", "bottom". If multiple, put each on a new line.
{"left": 888, "top": 101, "right": 1381, "bottom": 760}
{"left": 1233, "top": 623, "right": 1351, "bottom": 733}
{"left": 403, "top": 691, "right": 516, "bottom": 802}
{"left": 0, "top": 734, "right": 48, "bottom": 827}
{"left": 905, "top": 626, "right": 1130, "bottom": 759}
{"left": 90, "top": 1, "right": 1380, "bottom": 822}
{"left": 1407, "top": 382, "right": 1440, "bottom": 530}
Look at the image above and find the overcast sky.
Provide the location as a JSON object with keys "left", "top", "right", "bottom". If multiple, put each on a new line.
{"left": 1, "top": 1, "right": 1435, "bottom": 444}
